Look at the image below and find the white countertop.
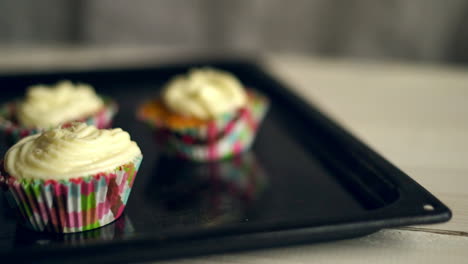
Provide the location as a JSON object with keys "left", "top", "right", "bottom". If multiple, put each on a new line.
{"left": 1, "top": 47, "right": 467, "bottom": 263}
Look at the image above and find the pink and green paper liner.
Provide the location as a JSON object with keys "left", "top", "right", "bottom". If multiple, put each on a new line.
{"left": 0, "top": 97, "right": 118, "bottom": 145}
{"left": 139, "top": 90, "right": 269, "bottom": 162}
{"left": 0, "top": 155, "right": 142, "bottom": 233}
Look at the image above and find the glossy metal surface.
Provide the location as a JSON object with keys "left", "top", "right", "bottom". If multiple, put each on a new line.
{"left": 0, "top": 61, "right": 450, "bottom": 263}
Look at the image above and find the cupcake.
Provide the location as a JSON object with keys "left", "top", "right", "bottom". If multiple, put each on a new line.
{"left": 0, "top": 122, "right": 142, "bottom": 233}
{"left": 138, "top": 68, "right": 269, "bottom": 162}
{"left": 0, "top": 81, "right": 117, "bottom": 145}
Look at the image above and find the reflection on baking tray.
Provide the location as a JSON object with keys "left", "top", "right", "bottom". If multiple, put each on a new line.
{"left": 13, "top": 214, "right": 134, "bottom": 247}
{"left": 148, "top": 151, "right": 268, "bottom": 227}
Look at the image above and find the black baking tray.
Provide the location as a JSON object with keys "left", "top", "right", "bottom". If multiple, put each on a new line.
{"left": 0, "top": 60, "right": 451, "bottom": 263}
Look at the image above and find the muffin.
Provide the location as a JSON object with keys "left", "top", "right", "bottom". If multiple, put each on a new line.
{"left": 0, "top": 81, "right": 117, "bottom": 145}
{"left": 138, "top": 68, "right": 269, "bottom": 162}
{"left": 0, "top": 122, "right": 142, "bottom": 233}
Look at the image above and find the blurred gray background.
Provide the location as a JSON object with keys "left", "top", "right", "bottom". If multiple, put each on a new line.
{"left": 2, "top": 0, "right": 468, "bottom": 63}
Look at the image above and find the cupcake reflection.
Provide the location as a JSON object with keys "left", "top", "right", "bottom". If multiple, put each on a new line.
{"left": 14, "top": 214, "right": 135, "bottom": 247}
{"left": 148, "top": 152, "right": 268, "bottom": 227}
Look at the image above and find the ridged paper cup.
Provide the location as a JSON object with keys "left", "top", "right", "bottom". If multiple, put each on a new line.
{"left": 139, "top": 90, "right": 269, "bottom": 162}
{"left": 0, "top": 155, "right": 142, "bottom": 233}
{"left": 0, "top": 97, "right": 118, "bottom": 146}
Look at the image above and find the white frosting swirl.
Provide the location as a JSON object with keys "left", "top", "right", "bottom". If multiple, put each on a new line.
{"left": 163, "top": 68, "right": 247, "bottom": 120}
{"left": 17, "top": 81, "right": 104, "bottom": 129}
{"left": 4, "top": 123, "right": 142, "bottom": 180}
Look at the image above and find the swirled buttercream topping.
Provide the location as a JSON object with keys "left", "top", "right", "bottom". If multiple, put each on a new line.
{"left": 17, "top": 81, "right": 104, "bottom": 129}
{"left": 4, "top": 123, "right": 141, "bottom": 180}
{"left": 163, "top": 68, "right": 247, "bottom": 120}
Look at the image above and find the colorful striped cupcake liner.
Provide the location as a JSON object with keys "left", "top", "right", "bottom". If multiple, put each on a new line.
{"left": 0, "top": 97, "right": 118, "bottom": 146}
{"left": 140, "top": 90, "right": 269, "bottom": 162}
{"left": 0, "top": 155, "right": 142, "bottom": 233}
{"left": 147, "top": 105, "right": 241, "bottom": 140}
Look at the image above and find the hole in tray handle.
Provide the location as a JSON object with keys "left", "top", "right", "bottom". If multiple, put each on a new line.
{"left": 423, "top": 204, "right": 435, "bottom": 211}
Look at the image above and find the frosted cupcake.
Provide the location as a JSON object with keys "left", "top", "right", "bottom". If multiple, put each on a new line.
{"left": 0, "top": 81, "right": 117, "bottom": 145}
{"left": 138, "top": 68, "right": 269, "bottom": 161}
{"left": 0, "top": 122, "right": 142, "bottom": 233}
